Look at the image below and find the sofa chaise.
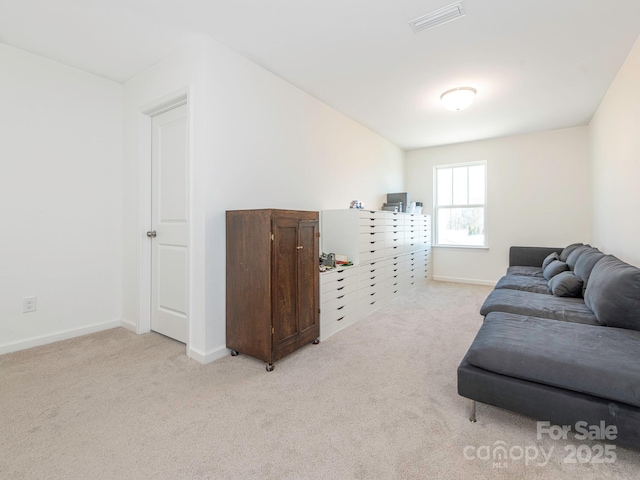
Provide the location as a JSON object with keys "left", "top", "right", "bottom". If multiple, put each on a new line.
{"left": 457, "top": 244, "right": 640, "bottom": 450}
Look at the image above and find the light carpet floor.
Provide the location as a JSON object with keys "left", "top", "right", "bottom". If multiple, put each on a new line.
{"left": 2, "top": 282, "right": 639, "bottom": 479}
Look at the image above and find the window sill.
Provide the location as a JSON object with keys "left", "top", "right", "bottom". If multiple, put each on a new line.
{"left": 433, "top": 244, "right": 489, "bottom": 250}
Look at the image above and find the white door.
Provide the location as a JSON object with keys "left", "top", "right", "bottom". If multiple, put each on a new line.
{"left": 150, "top": 104, "right": 189, "bottom": 343}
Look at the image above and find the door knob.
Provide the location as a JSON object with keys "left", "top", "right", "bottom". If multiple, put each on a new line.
{"left": 146, "top": 230, "right": 157, "bottom": 238}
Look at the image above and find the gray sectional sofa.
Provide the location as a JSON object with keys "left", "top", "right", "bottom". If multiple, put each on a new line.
{"left": 457, "top": 244, "right": 640, "bottom": 450}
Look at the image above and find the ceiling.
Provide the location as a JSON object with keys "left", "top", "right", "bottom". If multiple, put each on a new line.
{"left": 1, "top": 0, "right": 639, "bottom": 150}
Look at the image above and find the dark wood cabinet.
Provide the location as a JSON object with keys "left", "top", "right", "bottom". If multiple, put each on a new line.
{"left": 226, "top": 209, "right": 320, "bottom": 371}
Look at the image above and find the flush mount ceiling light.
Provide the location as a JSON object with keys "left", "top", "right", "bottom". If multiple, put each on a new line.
{"left": 440, "top": 87, "right": 477, "bottom": 111}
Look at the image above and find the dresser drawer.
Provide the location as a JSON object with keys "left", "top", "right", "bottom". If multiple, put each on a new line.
{"left": 359, "top": 231, "right": 386, "bottom": 243}
{"left": 360, "top": 293, "right": 387, "bottom": 316}
{"left": 321, "top": 280, "right": 358, "bottom": 303}
{"left": 359, "top": 279, "right": 386, "bottom": 300}
{"left": 359, "top": 261, "right": 385, "bottom": 276}
{"left": 321, "top": 298, "right": 359, "bottom": 325}
{"left": 384, "top": 212, "right": 405, "bottom": 226}
{"left": 320, "top": 310, "right": 361, "bottom": 340}
{"left": 358, "top": 222, "right": 386, "bottom": 234}
{"left": 320, "top": 291, "right": 360, "bottom": 318}
{"left": 359, "top": 248, "right": 386, "bottom": 263}
{"left": 382, "top": 276, "right": 401, "bottom": 294}
{"left": 358, "top": 215, "right": 385, "bottom": 228}
{"left": 320, "top": 265, "right": 359, "bottom": 285}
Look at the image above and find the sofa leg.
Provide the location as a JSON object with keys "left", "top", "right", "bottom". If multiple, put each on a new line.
{"left": 469, "top": 400, "right": 477, "bottom": 423}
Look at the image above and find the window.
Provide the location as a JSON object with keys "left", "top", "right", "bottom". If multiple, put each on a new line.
{"left": 434, "top": 162, "right": 486, "bottom": 247}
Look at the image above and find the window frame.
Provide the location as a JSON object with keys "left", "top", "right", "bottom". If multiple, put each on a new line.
{"left": 433, "top": 161, "right": 488, "bottom": 248}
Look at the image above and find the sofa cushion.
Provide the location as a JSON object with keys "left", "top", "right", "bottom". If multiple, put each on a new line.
{"left": 573, "top": 249, "right": 605, "bottom": 295}
{"left": 479, "top": 288, "right": 598, "bottom": 325}
{"left": 584, "top": 256, "right": 640, "bottom": 331}
{"left": 541, "top": 252, "right": 559, "bottom": 270}
{"left": 467, "top": 313, "right": 640, "bottom": 408}
{"left": 559, "top": 243, "right": 584, "bottom": 262}
{"left": 506, "top": 266, "right": 543, "bottom": 277}
{"left": 543, "top": 260, "right": 569, "bottom": 280}
{"left": 495, "top": 275, "right": 551, "bottom": 295}
{"left": 566, "top": 244, "right": 592, "bottom": 270}
{"left": 507, "top": 265, "right": 542, "bottom": 277}
{"left": 548, "top": 271, "right": 583, "bottom": 297}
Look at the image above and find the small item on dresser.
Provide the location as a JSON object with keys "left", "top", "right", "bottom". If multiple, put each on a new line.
{"left": 387, "top": 192, "right": 409, "bottom": 213}
{"left": 349, "top": 200, "right": 364, "bottom": 209}
{"left": 320, "top": 252, "right": 336, "bottom": 267}
{"left": 335, "top": 254, "right": 348, "bottom": 265}
{"left": 382, "top": 202, "right": 402, "bottom": 212}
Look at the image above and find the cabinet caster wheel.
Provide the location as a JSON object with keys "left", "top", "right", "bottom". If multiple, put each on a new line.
{"left": 230, "top": 350, "right": 239, "bottom": 357}
{"left": 312, "top": 339, "right": 320, "bottom": 345}
{"left": 266, "top": 363, "right": 274, "bottom": 372}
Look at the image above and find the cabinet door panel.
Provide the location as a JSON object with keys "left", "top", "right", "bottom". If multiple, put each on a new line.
{"left": 298, "top": 220, "right": 319, "bottom": 334}
{"left": 272, "top": 218, "right": 299, "bottom": 349}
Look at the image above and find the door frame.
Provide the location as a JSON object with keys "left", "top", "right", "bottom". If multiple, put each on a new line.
{"left": 137, "top": 89, "right": 190, "bottom": 352}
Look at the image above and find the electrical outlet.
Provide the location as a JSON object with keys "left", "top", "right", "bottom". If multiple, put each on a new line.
{"left": 22, "top": 296, "right": 37, "bottom": 313}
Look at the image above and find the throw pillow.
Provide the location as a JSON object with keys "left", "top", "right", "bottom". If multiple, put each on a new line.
{"left": 573, "top": 249, "right": 605, "bottom": 295}
{"left": 559, "top": 243, "right": 584, "bottom": 262}
{"left": 584, "top": 256, "right": 640, "bottom": 331}
{"left": 548, "top": 271, "right": 584, "bottom": 297}
{"left": 543, "top": 260, "right": 569, "bottom": 280}
{"left": 566, "top": 244, "right": 592, "bottom": 270}
{"left": 541, "top": 252, "right": 559, "bottom": 270}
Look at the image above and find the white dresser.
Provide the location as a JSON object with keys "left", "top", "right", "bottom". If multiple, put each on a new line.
{"left": 319, "top": 209, "right": 431, "bottom": 340}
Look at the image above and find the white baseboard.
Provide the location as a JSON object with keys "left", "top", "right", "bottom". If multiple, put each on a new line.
{"left": 188, "top": 344, "right": 230, "bottom": 364}
{"left": 0, "top": 319, "right": 121, "bottom": 356}
{"left": 433, "top": 276, "right": 497, "bottom": 287}
{"left": 120, "top": 318, "right": 137, "bottom": 333}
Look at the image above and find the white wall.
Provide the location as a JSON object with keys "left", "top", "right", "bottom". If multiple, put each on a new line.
{"left": 122, "top": 37, "right": 211, "bottom": 360}
{"left": 202, "top": 38, "right": 404, "bottom": 357}
{"left": 590, "top": 36, "right": 640, "bottom": 267}
{"left": 0, "top": 44, "right": 123, "bottom": 353}
{"left": 406, "top": 127, "right": 591, "bottom": 284}
{"left": 122, "top": 36, "right": 404, "bottom": 362}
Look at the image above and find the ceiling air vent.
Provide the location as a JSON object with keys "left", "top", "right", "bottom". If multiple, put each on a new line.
{"left": 409, "top": 1, "right": 466, "bottom": 33}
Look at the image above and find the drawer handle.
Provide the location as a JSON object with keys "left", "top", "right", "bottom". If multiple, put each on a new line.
{"left": 370, "top": 250, "right": 375, "bottom": 253}
{"left": 337, "top": 295, "right": 344, "bottom": 299}
{"left": 337, "top": 286, "right": 345, "bottom": 291}
{"left": 337, "top": 306, "right": 344, "bottom": 310}
{"left": 370, "top": 292, "right": 376, "bottom": 296}
{"left": 369, "top": 232, "right": 375, "bottom": 235}
{"left": 337, "top": 278, "right": 344, "bottom": 282}
{"left": 337, "top": 269, "right": 345, "bottom": 273}
{"left": 370, "top": 241, "right": 375, "bottom": 244}
{"left": 337, "top": 316, "right": 344, "bottom": 322}
{"left": 370, "top": 301, "right": 376, "bottom": 305}
{"left": 370, "top": 276, "right": 375, "bottom": 280}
